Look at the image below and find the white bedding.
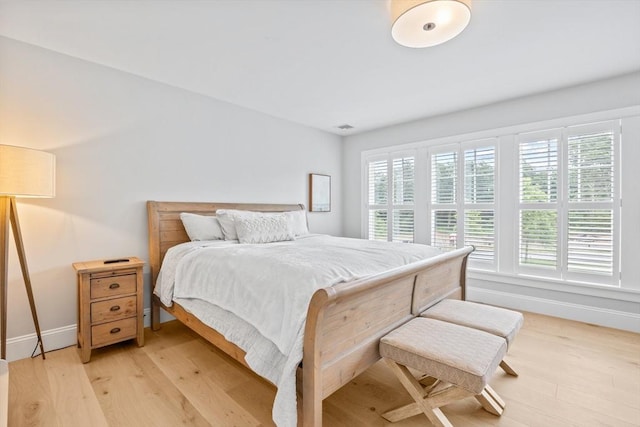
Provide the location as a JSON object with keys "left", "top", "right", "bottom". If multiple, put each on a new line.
{"left": 155, "top": 234, "right": 442, "bottom": 426}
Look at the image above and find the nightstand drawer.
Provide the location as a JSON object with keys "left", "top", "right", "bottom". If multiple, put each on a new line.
{"left": 91, "top": 296, "right": 137, "bottom": 324}
{"left": 91, "top": 317, "right": 137, "bottom": 347}
{"left": 90, "top": 274, "right": 136, "bottom": 299}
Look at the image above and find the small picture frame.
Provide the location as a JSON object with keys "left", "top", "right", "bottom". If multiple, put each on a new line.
{"left": 309, "top": 173, "right": 331, "bottom": 212}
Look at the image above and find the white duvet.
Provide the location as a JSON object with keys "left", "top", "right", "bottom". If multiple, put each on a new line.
{"left": 155, "top": 234, "right": 441, "bottom": 426}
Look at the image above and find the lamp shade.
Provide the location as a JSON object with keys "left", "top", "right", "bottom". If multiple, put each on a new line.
{"left": 0, "top": 145, "right": 55, "bottom": 198}
{"left": 391, "top": 0, "right": 472, "bottom": 48}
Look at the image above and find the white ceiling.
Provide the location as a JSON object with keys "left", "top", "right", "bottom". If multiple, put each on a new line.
{"left": 1, "top": 0, "right": 639, "bottom": 135}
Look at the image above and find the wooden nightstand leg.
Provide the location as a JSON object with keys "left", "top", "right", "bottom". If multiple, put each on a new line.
{"left": 81, "top": 346, "right": 91, "bottom": 364}
{"left": 136, "top": 266, "right": 144, "bottom": 346}
{"left": 136, "top": 312, "right": 144, "bottom": 347}
{"left": 79, "top": 271, "right": 92, "bottom": 363}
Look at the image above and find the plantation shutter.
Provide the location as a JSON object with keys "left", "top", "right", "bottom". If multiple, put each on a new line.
{"left": 392, "top": 157, "right": 415, "bottom": 243}
{"left": 366, "top": 154, "right": 415, "bottom": 242}
{"left": 431, "top": 151, "right": 458, "bottom": 251}
{"left": 517, "top": 123, "right": 619, "bottom": 284}
{"left": 464, "top": 146, "right": 496, "bottom": 263}
{"left": 518, "top": 136, "right": 559, "bottom": 270}
{"left": 367, "top": 159, "right": 389, "bottom": 241}
{"left": 566, "top": 128, "right": 615, "bottom": 275}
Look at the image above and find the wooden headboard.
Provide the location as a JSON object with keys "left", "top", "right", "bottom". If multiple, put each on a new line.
{"left": 146, "top": 201, "right": 305, "bottom": 285}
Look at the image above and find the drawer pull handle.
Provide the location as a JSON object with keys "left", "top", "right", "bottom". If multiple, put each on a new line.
{"left": 110, "top": 305, "right": 120, "bottom": 312}
{"left": 110, "top": 327, "right": 121, "bottom": 334}
{"left": 109, "top": 283, "right": 120, "bottom": 289}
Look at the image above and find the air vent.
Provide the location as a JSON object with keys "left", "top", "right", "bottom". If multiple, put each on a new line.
{"left": 337, "top": 124, "right": 354, "bottom": 130}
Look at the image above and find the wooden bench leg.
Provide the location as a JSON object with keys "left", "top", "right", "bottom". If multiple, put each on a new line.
{"left": 383, "top": 359, "right": 507, "bottom": 425}
{"left": 382, "top": 401, "right": 421, "bottom": 423}
{"left": 475, "top": 388, "right": 504, "bottom": 416}
{"left": 500, "top": 360, "right": 518, "bottom": 376}
{"left": 485, "top": 384, "right": 506, "bottom": 410}
{"left": 385, "top": 384, "right": 507, "bottom": 422}
{"left": 418, "top": 375, "right": 439, "bottom": 389}
{"left": 384, "top": 359, "right": 455, "bottom": 427}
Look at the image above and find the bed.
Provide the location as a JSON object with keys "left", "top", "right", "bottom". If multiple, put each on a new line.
{"left": 147, "top": 201, "right": 473, "bottom": 426}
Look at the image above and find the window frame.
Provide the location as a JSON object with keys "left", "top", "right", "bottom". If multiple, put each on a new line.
{"left": 363, "top": 150, "right": 417, "bottom": 242}
{"left": 360, "top": 108, "right": 635, "bottom": 292}
{"left": 426, "top": 140, "right": 499, "bottom": 270}
{"left": 514, "top": 122, "right": 620, "bottom": 286}
{"left": 427, "top": 143, "right": 461, "bottom": 252}
{"left": 516, "top": 128, "right": 563, "bottom": 279}
{"left": 462, "top": 139, "right": 499, "bottom": 270}
{"left": 563, "top": 121, "right": 620, "bottom": 286}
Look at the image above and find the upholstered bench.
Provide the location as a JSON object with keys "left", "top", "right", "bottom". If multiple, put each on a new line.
{"left": 421, "top": 299, "right": 524, "bottom": 376}
{"left": 380, "top": 317, "right": 507, "bottom": 426}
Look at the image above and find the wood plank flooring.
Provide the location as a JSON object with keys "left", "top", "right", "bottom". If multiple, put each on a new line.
{"left": 8, "top": 312, "right": 640, "bottom": 426}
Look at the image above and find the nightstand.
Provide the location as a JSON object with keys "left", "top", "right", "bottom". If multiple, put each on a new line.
{"left": 73, "top": 257, "right": 144, "bottom": 363}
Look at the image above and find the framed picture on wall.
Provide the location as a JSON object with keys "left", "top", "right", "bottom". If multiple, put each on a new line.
{"left": 309, "top": 173, "right": 331, "bottom": 212}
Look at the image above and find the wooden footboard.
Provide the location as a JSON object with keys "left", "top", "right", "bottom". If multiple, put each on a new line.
{"left": 147, "top": 201, "right": 472, "bottom": 427}
{"left": 302, "top": 246, "right": 472, "bottom": 427}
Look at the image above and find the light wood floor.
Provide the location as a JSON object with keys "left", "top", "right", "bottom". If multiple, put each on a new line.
{"left": 8, "top": 312, "right": 640, "bottom": 426}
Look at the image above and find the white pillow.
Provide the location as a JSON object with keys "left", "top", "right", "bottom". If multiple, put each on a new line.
{"left": 235, "top": 213, "right": 295, "bottom": 244}
{"left": 216, "top": 208, "right": 308, "bottom": 240}
{"left": 180, "top": 213, "right": 224, "bottom": 241}
{"left": 215, "top": 209, "right": 254, "bottom": 240}
{"left": 285, "top": 210, "right": 309, "bottom": 236}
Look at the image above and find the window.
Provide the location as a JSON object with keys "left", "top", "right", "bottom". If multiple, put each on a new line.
{"left": 463, "top": 146, "right": 496, "bottom": 264}
{"left": 392, "top": 157, "right": 415, "bottom": 242}
{"left": 365, "top": 154, "right": 415, "bottom": 242}
{"left": 517, "top": 121, "right": 619, "bottom": 285}
{"left": 367, "top": 159, "right": 388, "bottom": 241}
{"left": 566, "top": 124, "right": 618, "bottom": 281}
{"left": 429, "top": 142, "right": 496, "bottom": 266}
{"left": 362, "top": 117, "right": 622, "bottom": 288}
{"left": 431, "top": 150, "right": 458, "bottom": 250}
{"left": 518, "top": 132, "right": 559, "bottom": 270}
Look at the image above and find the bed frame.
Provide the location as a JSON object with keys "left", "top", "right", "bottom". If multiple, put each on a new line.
{"left": 147, "top": 201, "right": 473, "bottom": 426}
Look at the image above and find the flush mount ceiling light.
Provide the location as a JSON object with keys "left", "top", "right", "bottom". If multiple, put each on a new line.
{"left": 391, "top": 0, "right": 472, "bottom": 48}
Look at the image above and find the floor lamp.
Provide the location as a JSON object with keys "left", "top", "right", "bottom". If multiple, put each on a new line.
{"left": 0, "top": 145, "right": 55, "bottom": 360}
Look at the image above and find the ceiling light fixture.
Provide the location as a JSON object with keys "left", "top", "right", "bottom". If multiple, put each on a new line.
{"left": 391, "top": 0, "right": 472, "bottom": 48}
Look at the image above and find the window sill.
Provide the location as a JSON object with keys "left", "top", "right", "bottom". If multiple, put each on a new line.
{"left": 468, "top": 269, "right": 640, "bottom": 303}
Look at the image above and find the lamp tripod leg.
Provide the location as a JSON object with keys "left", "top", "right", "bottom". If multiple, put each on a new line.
{"left": 0, "top": 198, "right": 9, "bottom": 360}
{"left": 9, "top": 197, "right": 45, "bottom": 360}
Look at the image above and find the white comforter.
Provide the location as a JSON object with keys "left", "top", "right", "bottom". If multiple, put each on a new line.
{"left": 155, "top": 234, "right": 441, "bottom": 426}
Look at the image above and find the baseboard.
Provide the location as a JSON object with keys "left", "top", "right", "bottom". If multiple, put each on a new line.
{"left": 467, "top": 286, "right": 640, "bottom": 333}
{"left": 5, "top": 308, "right": 159, "bottom": 363}
{"left": 5, "top": 324, "right": 77, "bottom": 363}
{"left": 6, "top": 295, "right": 639, "bottom": 362}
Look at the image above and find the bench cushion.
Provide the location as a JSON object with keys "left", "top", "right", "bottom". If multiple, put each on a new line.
{"left": 422, "top": 300, "right": 523, "bottom": 347}
{"left": 380, "top": 318, "right": 507, "bottom": 394}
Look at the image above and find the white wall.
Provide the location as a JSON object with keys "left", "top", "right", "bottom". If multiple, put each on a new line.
{"left": 0, "top": 37, "right": 342, "bottom": 360}
{"left": 343, "top": 72, "right": 640, "bottom": 332}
